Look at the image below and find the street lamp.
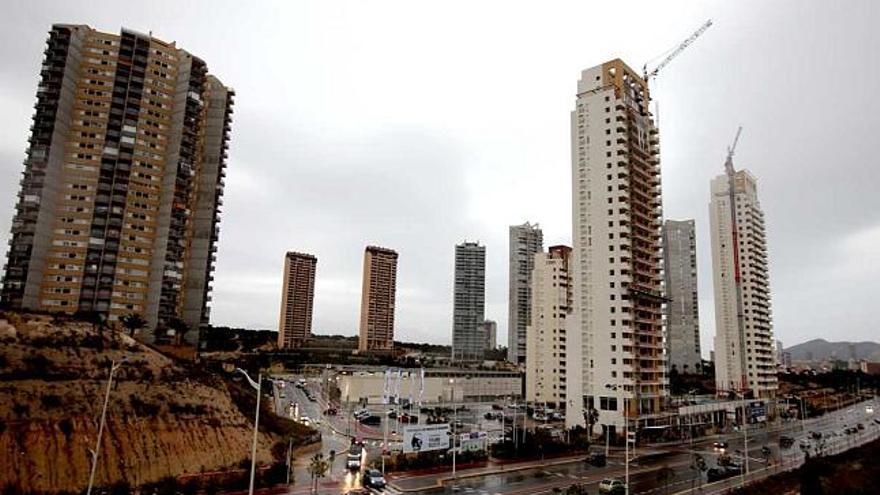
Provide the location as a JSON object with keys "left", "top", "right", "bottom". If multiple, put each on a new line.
{"left": 605, "top": 383, "right": 629, "bottom": 495}
{"left": 450, "top": 378, "right": 457, "bottom": 481}
{"left": 237, "top": 368, "right": 263, "bottom": 495}
{"left": 86, "top": 358, "right": 125, "bottom": 495}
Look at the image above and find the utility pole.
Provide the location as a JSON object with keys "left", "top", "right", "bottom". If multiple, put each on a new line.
{"left": 450, "top": 378, "right": 457, "bottom": 482}
{"left": 382, "top": 403, "right": 388, "bottom": 475}
{"left": 86, "top": 359, "right": 124, "bottom": 495}
{"left": 286, "top": 437, "right": 293, "bottom": 485}
{"left": 237, "top": 368, "right": 262, "bottom": 495}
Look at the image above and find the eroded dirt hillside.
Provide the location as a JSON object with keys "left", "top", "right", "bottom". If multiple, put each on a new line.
{"left": 0, "top": 312, "right": 310, "bottom": 493}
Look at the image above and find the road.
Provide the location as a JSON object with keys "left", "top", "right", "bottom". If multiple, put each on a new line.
{"left": 265, "top": 376, "right": 878, "bottom": 495}
{"left": 388, "top": 397, "right": 880, "bottom": 495}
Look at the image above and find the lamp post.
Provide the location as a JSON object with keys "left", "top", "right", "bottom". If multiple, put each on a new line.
{"left": 382, "top": 406, "right": 389, "bottom": 476}
{"left": 86, "top": 358, "right": 124, "bottom": 495}
{"left": 606, "top": 383, "right": 629, "bottom": 495}
{"left": 450, "top": 378, "right": 457, "bottom": 481}
{"left": 237, "top": 368, "right": 263, "bottom": 495}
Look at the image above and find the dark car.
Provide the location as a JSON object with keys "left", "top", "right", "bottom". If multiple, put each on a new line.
{"left": 492, "top": 404, "right": 504, "bottom": 410}
{"left": 707, "top": 467, "right": 730, "bottom": 482}
{"left": 586, "top": 452, "right": 607, "bottom": 467}
{"left": 399, "top": 413, "right": 419, "bottom": 424}
{"left": 810, "top": 431, "right": 822, "bottom": 440}
{"left": 360, "top": 415, "right": 381, "bottom": 425}
{"left": 325, "top": 407, "right": 338, "bottom": 416}
{"left": 779, "top": 436, "right": 794, "bottom": 449}
{"left": 363, "top": 469, "right": 386, "bottom": 489}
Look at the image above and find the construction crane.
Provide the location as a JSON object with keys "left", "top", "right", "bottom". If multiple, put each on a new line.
{"left": 725, "top": 125, "right": 743, "bottom": 175}
{"left": 642, "top": 19, "right": 713, "bottom": 83}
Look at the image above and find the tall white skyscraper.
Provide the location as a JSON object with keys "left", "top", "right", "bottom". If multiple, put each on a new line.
{"left": 662, "top": 219, "right": 701, "bottom": 373}
{"left": 569, "top": 59, "right": 667, "bottom": 431}
{"left": 525, "top": 245, "right": 572, "bottom": 409}
{"left": 710, "top": 166, "right": 777, "bottom": 398}
{"left": 508, "top": 222, "right": 543, "bottom": 364}
{"left": 452, "top": 241, "right": 486, "bottom": 361}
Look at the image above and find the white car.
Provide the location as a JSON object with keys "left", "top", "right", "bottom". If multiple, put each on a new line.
{"left": 599, "top": 478, "right": 626, "bottom": 494}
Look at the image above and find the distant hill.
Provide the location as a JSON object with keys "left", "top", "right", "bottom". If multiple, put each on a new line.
{"left": 786, "top": 339, "right": 880, "bottom": 362}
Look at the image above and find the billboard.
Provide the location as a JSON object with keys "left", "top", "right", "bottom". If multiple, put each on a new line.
{"left": 403, "top": 424, "right": 450, "bottom": 453}
{"left": 459, "top": 431, "right": 488, "bottom": 452}
{"left": 748, "top": 401, "right": 767, "bottom": 423}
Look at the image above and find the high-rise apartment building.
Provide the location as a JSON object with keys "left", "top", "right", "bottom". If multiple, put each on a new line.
{"left": 277, "top": 252, "right": 317, "bottom": 349}
{"left": 0, "top": 25, "right": 233, "bottom": 342}
{"left": 662, "top": 219, "right": 701, "bottom": 373}
{"left": 710, "top": 167, "right": 776, "bottom": 398}
{"left": 358, "top": 246, "right": 398, "bottom": 353}
{"left": 525, "top": 245, "right": 572, "bottom": 408}
{"left": 452, "top": 241, "right": 486, "bottom": 361}
{"left": 478, "top": 320, "right": 497, "bottom": 351}
{"left": 568, "top": 59, "right": 667, "bottom": 431}
{"left": 508, "top": 222, "right": 543, "bottom": 364}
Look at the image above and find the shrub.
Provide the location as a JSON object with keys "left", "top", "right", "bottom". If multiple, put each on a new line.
{"left": 58, "top": 418, "right": 73, "bottom": 437}
{"left": 108, "top": 481, "right": 131, "bottom": 495}
{"left": 129, "top": 395, "right": 161, "bottom": 416}
{"left": 12, "top": 403, "right": 29, "bottom": 417}
{"left": 40, "top": 393, "right": 62, "bottom": 409}
{"left": 23, "top": 353, "right": 51, "bottom": 372}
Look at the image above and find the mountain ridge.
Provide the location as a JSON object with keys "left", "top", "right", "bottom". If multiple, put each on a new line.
{"left": 786, "top": 338, "right": 880, "bottom": 362}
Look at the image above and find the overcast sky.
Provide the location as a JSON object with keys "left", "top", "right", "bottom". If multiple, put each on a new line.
{"left": 1, "top": 1, "right": 878, "bottom": 353}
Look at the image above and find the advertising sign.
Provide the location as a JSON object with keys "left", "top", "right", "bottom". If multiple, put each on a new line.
{"left": 459, "top": 431, "right": 488, "bottom": 452}
{"left": 403, "top": 424, "right": 450, "bottom": 453}
{"left": 748, "top": 401, "right": 767, "bottom": 423}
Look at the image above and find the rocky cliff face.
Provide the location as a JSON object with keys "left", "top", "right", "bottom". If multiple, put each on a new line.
{"left": 0, "top": 313, "right": 307, "bottom": 494}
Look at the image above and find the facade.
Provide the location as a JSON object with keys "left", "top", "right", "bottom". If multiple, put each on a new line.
{"left": 568, "top": 59, "right": 667, "bottom": 430}
{"left": 478, "top": 319, "right": 497, "bottom": 351}
{"left": 452, "top": 241, "right": 486, "bottom": 361}
{"left": 662, "top": 219, "right": 701, "bottom": 373}
{"left": 358, "top": 246, "right": 398, "bottom": 353}
{"left": 508, "top": 222, "right": 543, "bottom": 364}
{"left": 710, "top": 168, "right": 777, "bottom": 398}
{"left": 0, "top": 25, "right": 233, "bottom": 342}
{"left": 277, "top": 252, "right": 317, "bottom": 349}
{"left": 525, "top": 245, "right": 572, "bottom": 408}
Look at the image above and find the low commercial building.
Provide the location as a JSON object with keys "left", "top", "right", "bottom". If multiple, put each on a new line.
{"left": 860, "top": 361, "right": 880, "bottom": 375}
{"left": 335, "top": 367, "right": 523, "bottom": 405}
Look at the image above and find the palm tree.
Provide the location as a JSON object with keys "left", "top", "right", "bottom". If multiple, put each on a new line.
{"left": 308, "top": 453, "right": 329, "bottom": 494}
{"left": 690, "top": 453, "right": 707, "bottom": 491}
{"left": 75, "top": 310, "right": 107, "bottom": 350}
{"left": 120, "top": 313, "right": 147, "bottom": 338}
{"left": 167, "top": 317, "right": 190, "bottom": 346}
{"left": 584, "top": 407, "right": 600, "bottom": 446}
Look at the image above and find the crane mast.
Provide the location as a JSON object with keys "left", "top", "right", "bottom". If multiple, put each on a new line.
{"left": 723, "top": 126, "right": 749, "bottom": 392}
